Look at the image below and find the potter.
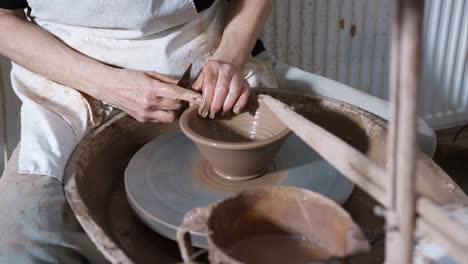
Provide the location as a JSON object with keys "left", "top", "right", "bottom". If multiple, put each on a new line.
{"left": 0, "top": 0, "right": 275, "bottom": 262}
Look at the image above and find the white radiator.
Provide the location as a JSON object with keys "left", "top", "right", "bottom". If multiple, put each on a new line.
{"left": 261, "top": 0, "right": 468, "bottom": 129}
{"left": 419, "top": 0, "right": 468, "bottom": 128}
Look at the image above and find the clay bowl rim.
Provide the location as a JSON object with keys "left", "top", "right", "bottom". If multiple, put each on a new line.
{"left": 179, "top": 105, "right": 291, "bottom": 151}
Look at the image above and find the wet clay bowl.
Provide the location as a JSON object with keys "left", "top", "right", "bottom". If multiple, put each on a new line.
{"left": 179, "top": 98, "right": 291, "bottom": 181}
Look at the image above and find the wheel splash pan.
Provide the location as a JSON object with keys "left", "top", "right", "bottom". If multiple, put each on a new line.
{"left": 64, "top": 89, "right": 465, "bottom": 263}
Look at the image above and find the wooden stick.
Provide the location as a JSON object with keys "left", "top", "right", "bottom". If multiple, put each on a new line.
{"left": 384, "top": 1, "right": 403, "bottom": 258}
{"left": 386, "top": 0, "right": 401, "bottom": 208}
{"left": 416, "top": 218, "right": 468, "bottom": 262}
{"left": 385, "top": 0, "right": 424, "bottom": 263}
{"left": 394, "top": 1, "right": 424, "bottom": 262}
{"left": 261, "top": 95, "right": 390, "bottom": 206}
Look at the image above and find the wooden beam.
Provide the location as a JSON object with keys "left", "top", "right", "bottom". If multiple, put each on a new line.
{"left": 385, "top": 0, "right": 424, "bottom": 263}
{"left": 261, "top": 95, "right": 390, "bottom": 206}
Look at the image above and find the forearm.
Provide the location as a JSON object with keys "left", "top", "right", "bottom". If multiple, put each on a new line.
{"left": 0, "top": 9, "right": 112, "bottom": 98}
{"left": 211, "top": 0, "right": 272, "bottom": 69}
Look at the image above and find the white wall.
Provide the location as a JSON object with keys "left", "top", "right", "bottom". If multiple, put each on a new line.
{"left": 261, "top": 0, "right": 468, "bottom": 129}
{"left": 419, "top": 0, "right": 468, "bottom": 128}
{"left": 262, "top": 0, "right": 393, "bottom": 99}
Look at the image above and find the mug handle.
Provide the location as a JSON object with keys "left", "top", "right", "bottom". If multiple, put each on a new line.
{"left": 177, "top": 206, "right": 212, "bottom": 263}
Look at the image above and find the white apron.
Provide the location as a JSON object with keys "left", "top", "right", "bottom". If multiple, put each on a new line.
{"left": 11, "top": 0, "right": 277, "bottom": 181}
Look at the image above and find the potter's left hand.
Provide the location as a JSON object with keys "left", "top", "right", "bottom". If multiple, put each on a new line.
{"left": 192, "top": 60, "right": 250, "bottom": 118}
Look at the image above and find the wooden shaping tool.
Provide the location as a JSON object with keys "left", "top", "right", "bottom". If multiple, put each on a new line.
{"left": 177, "top": 64, "right": 193, "bottom": 89}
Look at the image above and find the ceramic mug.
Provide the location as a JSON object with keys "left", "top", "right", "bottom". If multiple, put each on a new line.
{"left": 176, "top": 186, "right": 370, "bottom": 264}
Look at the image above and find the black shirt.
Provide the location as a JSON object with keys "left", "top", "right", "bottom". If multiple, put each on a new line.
{"left": 0, "top": 0, "right": 28, "bottom": 9}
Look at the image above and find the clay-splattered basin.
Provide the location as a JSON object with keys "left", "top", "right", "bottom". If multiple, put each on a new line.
{"left": 63, "top": 88, "right": 463, "bottom": 263}
{"left": 179, "top": 99, "right": 291, "bottom": 180}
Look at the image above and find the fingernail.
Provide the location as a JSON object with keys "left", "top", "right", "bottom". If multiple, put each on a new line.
{"left": 234, "top": 105, "right": 241, "bottom": 114}
{"left": 201, "top": 108, "right": 209, "bottom": 118}
{"left": 198, "top": 103, "right": 208, "bottom": 118}
{"left": 209, "top": 111, "right": 216, "bottom": 119}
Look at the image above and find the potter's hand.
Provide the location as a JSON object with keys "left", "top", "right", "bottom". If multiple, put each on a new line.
{"left": 98, "top": 69, "right": 201, "bottom": 123}
{"left": 189, "top": 0, "right": 273, "bottom": 118}
{"left": 192, "top": 60, "right": 250, "bottom": 118}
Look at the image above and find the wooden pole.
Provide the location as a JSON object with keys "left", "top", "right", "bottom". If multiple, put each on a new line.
{"left": 384, "top": 1, "right": 402, "bottom": 259}
{"left": 261, "top": 95, "right": 390, "bottom": 206}
{"left": 385, "top": 0, "right": 424, "bottom": 263}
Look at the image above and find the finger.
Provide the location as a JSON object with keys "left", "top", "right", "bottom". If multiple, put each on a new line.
{"left": 222, "top": 74, "right": 243, "bottom": 113}
{"left": 210, "top": 71, "right": 232, "bottom": 118}
{"left": 146, "top": 110, "right": 177, "bottom": 123}
{"left": 152, "top": 98, "right": 181, "bottom": 111}
{"left": 154, "top": 83, "right": 202, "bottom": 105}
{"left": 192, "top": 72, "right": 203, "bottom": 92}
{"left": 233, "top": 81, "right": 250, "bottom": 114}
{"left": 145, "top": 71, "right": 179, "bottom": 84}
{"left": 119, "top": 106, "right": 147, "bottom": 123}
{"left": 198, "top": 69, "right": 217, "bottom": 118}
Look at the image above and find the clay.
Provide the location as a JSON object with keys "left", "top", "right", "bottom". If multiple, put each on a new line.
{"left": 180, "top": 99, "right": 291, "bottom": 180}
{"left": 190, "top": 119, "right": 254, "bottom": 143}
{"left": 191, "top": 158, "right": 287, "bottom": 193}
{"left": 177, "top": 186, "right": 370, "bottom": 264}
{"left": 226, "top": 234, "right": 331, "bottom": 264}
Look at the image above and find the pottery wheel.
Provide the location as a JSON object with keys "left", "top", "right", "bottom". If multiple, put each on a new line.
{"left": 125, "top": 129, "right": 353, "bottom": 247}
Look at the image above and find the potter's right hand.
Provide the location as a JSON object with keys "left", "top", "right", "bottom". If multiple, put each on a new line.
{"left": 96, "top": 69, "right": 201, "bottom": 123}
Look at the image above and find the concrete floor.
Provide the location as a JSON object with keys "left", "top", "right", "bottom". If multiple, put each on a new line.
{"left": 433, "top": 124, "right": 468, "bottom": 194}
{"left": 437, "top": 125, "right": 468, "bottom": 146}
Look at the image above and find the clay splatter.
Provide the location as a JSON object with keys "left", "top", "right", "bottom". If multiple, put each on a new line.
{"left": 339, "top": 19, "right": 345, "bottom": 29}
{"left": 350, "top": 24, "right": 357, "bottom": 37}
